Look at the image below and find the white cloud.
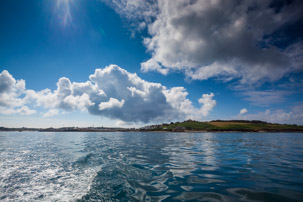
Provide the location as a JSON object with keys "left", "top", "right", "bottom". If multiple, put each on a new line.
{"left": 236, "top": 103, "right": 303, "bottom": 124}
{"left": 198, "top": 93, "right": 216, "bottom": 117}
{"left": 85, "top": 65, "right": 216, "bottom": 122}
{"left": 185, "top": 62, "right": 239, "bottom": 81}
{"left": 239, "top": 108, "right": 248, "bottom": 115}
{"left": 87, "top": 65, "right": 213, "bottom": 123}
{"left": 25, "top": 89, "right": 57, "bottom": 109}
{"left": 0, "top": 70, "right": 16, "bottom": 93}
{"left": 163, "top": 87, "right": 216, "bottom": 120}
{"left": 99, "top": 98, "right": 125, "bottom": 110}
{"left": 103, "top": 0, "right": 303, "bottom": 85}
{"left": 0, "top": 106, "right": 36, "bottom": 116}
{"left": 2, "top": 66, "right": 303, "bottom": 125}
{"left": 63, "top": 94, "right": 94, "bottom": 111}
{"left": 0, "top": 70, "right": 26, "bottom": 107}
{"left": 0, "top": 70, "right": 35, "bottom": 115}
{"left": 141, "top": 58, "right": 169, "bottom": 75}
{"left": 17, "top": 106, "right": 36, "bottom": 115}
{"left": 26, "top": 78, "right": 95, "bottom": 112}
{"left": 0, "top": 66, "right": 216, "bottom": 123}
{"left": 145, "top": 0, "right": 303, "bottom": 84}
{"left": 43, "top": 109, "right": 59, "bottom": 117}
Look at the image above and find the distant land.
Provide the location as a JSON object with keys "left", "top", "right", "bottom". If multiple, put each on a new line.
{"left": 1, "top": 120, "right": 303, "bottom": 133}
{"left": 141, "top": 120, "right": 303, "bottom": 132}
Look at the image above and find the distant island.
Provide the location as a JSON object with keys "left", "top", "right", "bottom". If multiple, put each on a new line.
{"left": 1, "top": 120, "right": 303, "bottom": 133}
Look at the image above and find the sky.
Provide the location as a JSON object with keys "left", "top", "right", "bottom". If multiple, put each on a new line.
{"left": 0, "top": 0, "right": 303, "bottom": 128}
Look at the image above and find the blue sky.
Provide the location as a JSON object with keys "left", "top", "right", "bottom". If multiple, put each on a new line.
{"left": 0, "top": 0, "right": 302, "bottom": 127}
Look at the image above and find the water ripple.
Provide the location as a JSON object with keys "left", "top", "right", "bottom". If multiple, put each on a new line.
{"left": 1, "top": 132, "right": 303, "bottom": 201}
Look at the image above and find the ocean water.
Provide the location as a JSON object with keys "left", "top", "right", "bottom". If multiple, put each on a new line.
{"left": 0, "top": 132, "right": 303, "bottom": 201}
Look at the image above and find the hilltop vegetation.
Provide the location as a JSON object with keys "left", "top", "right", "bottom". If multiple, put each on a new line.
{"left": 141, "top": 120, "right": 303, "bottom": 132}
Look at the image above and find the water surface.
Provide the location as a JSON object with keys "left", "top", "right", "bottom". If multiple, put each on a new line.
{"left": 0, "top": 132, "right": 303, "bottom": 201}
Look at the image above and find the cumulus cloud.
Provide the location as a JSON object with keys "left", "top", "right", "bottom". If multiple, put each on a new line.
{"left": 0, "top": 70, "right": 35, "bottom": 115}
{"left": 163, "top": 87, "right": 216, "bottom": 120}
{"left": 239, "top": 108, "right": 248, "bottom": 115}
{"left": 99, "top": 98, "right": 125, "bottom": 110}
{"left": 0, "top": 70, "right": 25, "bottom": 107}
{"left": 0, "top": 70, "right": 16, "bottom": 93}
{"left": 236, "top": 103, "right": 303, "bottom": 124}
{"left": 86, "top": 65, "right": 216, "bottom": 122}
{"left": 103, "top": 0, "right": 303, "bottom": 85}
{"left": 0, "top": 66, "right": 216, "bottom": 123}
{"left": 26, "top": 78, "right": 95, "bottom": 112}
{"left": 199, "top": 93, "right": 216, "bottom": 117}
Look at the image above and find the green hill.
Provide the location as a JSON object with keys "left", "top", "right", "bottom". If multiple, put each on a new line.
{"left": 141, "top": 120, "right": 303, "bottom": 132}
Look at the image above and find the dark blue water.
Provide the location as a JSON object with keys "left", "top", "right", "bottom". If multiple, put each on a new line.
{"left": 0, "top": 132, "right": 303, "bottom": 201}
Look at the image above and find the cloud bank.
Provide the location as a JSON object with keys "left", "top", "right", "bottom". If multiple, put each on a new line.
{"left": 236, "top": 103, "right": 303, "bottom": 125}
{"left": 1, "top": 67, "right": 302, "bottom": 124}
{"left": 104, "top": 0, "right": 303, "bottom": 85}
{"left": 0, "top": 66, "right": 216, "bottom": 123}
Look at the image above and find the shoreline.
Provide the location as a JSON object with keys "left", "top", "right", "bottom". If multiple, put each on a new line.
{"left": 1, "top": 129, "right": 303, "bottom": 133}
{"left": 1, "top": 120, "right": 303, "bottom": 133}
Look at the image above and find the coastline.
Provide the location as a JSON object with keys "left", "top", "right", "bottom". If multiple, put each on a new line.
{"left": 1, "top": 120, "right": 303, "bottom": 133}
{"left": 1, "top": 129, "right": 303, "bottom": 133}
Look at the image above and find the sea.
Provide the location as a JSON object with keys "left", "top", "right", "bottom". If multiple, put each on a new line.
{"left": 0, "top": 132, "right": 303, "bottom": 201}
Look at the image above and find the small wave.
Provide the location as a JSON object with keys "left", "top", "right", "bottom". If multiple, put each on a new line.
{"left": 72, "top": 153, "right": 95, "bottom": 167}
{"left": 175, "top": 191, "right": 232, "bottom": 201}
{"left": 227, "top": 188, "right": 303, "bottom": 201}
